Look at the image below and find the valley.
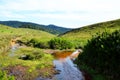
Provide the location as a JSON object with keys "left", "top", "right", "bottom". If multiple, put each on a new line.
{"left": 0, "top": 19, "right": 120, "bottom": 80}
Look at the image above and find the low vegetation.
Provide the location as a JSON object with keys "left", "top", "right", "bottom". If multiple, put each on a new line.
{"left": 0, "top": 19, "right": 120, "bottom": 80}
{"left": 49, "top": 37, "right": 73, "bottom": 50}
{"left": 0, "top": 25, "right": 56, "bottom": 80}
{"left": 0, "top": 47, "right": 54, "bottom": 80}
{"left": 76, "top": 30, "right": 120, "bottom": 80}
{"left": 0, "top": 70, "right": 15, "bottom": 80}
{"left": 61, "top": 19, "right": 120, "bottom": 47}
{"left": 26, "top": 38, "right": 49, "bottom": 49}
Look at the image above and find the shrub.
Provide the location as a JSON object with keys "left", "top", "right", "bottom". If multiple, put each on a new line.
{"left": 27, "top": 38, "right": 49, "bottom": 49}
{"left": 0, "top": 70, "right": 15, "bottom": 80}
{"left": 48, "top": 38, "right": 73, "bottom": 49}
{"left": 77, "top": 30, "right": 120, "bottom": 80}
{"left": 17, "top": 48, "right": 44, "bottom": 60}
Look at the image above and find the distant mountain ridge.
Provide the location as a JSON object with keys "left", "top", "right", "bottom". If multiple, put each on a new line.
{"left": 0, "top": 21, "right": 72, "bottom": 35}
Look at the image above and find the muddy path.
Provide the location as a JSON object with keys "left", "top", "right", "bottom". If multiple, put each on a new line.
{"left": 9, "top": 39, "right": 84, "bottom": 80}
{"left": 39, "top": 50, "right": 84, "bottom": 80}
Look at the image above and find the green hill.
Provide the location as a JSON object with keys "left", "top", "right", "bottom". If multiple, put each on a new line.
{"left": 0, "top": 21, "right": 72, "bottom": 35}
{"left": 60, "top": 19, "right": 120, "bottom": 47}
{"left": 0, "top": 24, "right": 55, "bottom": 40}
{"left": 0, "top": 24, "right": 56, "bottom": 80}
{"left": 0, "top": 24, "right": 55, "bottom": 53}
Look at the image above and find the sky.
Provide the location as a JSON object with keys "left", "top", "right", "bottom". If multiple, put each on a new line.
{"left": 0, "top": 0, "right": 120, "bottom": 28}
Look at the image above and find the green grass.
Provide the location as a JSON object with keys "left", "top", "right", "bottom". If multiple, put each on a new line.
{"left": 0, "top": 19, "right": 120, "bottom": 79}
{"left": 0, "top": 24, "right": 55, "bottom": 53}
{"left": 61, "top": 19, "right": 120, "bottom": 47}
{"left": 0, "top": 24, "right": 55, "bottom": 79}
{"left": 1, "top": 48, "right": 53, "bottom": 68}
{"left": 0, "top": 47, "right": 54, "bottom": 79}
{"left": 0, "top": 24, "right": 55, "bottom": 42}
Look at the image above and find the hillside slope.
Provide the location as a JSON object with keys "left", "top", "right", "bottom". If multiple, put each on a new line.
{"left": 0, "top": 24, "right": 55, "bottom": 80}
{"left": 0, "top": 24, "right": 55, "bottom": 52}
{"left": 0, "top": 21, "right": 72, "bottom": 35}
{"left": 0, "top": 24, "right": 55, "bottom": 40}
{"left": 60, "top": 19, "right": 120, "bottom": 47}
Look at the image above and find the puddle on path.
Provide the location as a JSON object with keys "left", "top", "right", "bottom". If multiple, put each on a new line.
{"left": 37, "top": 50, "right": 84, "bottom": 80}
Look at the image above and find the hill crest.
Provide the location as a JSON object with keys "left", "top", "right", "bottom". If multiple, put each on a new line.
{"left": 60, "top": 19, "right": 120, "bottom": 36}
{"left": 0, "top": 21, "right": 72, "bottom": 35}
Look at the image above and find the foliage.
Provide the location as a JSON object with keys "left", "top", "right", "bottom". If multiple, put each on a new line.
{"left": 0, "top": 25, "right": 55, "bottom": 80}
{"left": 77, "top": 30, "right": 120, "bottom": 80}
{"left": 15, "top": 47, "right": 53, "bottom": 61}
{"left": 74, "top": 61, "right": 106, "bottom": 80}
{"left": 49, "top": 37, "right": 73, "bottom": 49}
{"left": 0, "top": 70, "right": 15, "bottom": 80}
{"left": 0, "top": 25, "right": 55, "bottom": 79}
{"left": 27, "top": 38, "right": 49, "bottom": 49}
{"left": 0, "top": 24, "right": 55, "bottom": 52}
{"left": 0, "top": 47, "right": 54, "bottom": 80}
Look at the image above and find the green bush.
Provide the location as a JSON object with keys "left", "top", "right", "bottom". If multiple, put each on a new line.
{"left": 77, "top": 30, "right": 120, "bottom": 80}
{"left": 49, "top": 38, "right": 73, "bottom": 49}
{"left": 0, "top": 70, "right": 15, "bottom": 80}
{"left": 16, "top": 48, "right": 44, "bottom": 60}
{"left": 27, "top": 38, "right": 49, "bottom": 49}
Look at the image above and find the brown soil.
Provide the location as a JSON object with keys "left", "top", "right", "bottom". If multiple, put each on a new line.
{"left": 4, "top": 65, "right": 29, "bottom": 80}
{"left": 37, "top": 66, "right": 60, "bottom": 79}
{"left": 4, "top": 65, "right": 58, "bottom": 80}
{"left": 52, "top": 51, "right": 73, "bottom": 59}
{"left": 44, "top": 49, "right": 80, "bottom": 59}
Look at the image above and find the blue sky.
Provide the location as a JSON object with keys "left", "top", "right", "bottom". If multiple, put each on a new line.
{"left": 0, "top": 0, "right": 120, "bottom": 28}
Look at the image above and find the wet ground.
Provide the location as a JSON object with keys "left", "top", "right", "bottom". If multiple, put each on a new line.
{"left": 9, "top": 39, "right": 84, "bottom": 80}
{"left": 9, "top": 42, "right": 84, "bottom": 80}
{"left": 37, "top": 50, "right": 84, "bottom": 80}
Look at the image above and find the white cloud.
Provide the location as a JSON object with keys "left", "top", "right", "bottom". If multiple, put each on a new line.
{"left": 0, "top": 0, "right": 120, "bottom": 28}
{"left": 0, "top": 11, "right": 25, "bottom": 19}
{"left": 1, "top": 0, "right": 119, "bottom": 12}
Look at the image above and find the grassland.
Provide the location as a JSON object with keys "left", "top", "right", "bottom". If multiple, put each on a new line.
{"left": 61, "top": 19, "right": 120, "bottom": 47}
{"left": 0, "top": 24, "right": 55, "bottom": 41}
{"left": 0, "top": 18, "right": 120, "bottom": 80}
{"left": 0, "top": 24, "right": 55, "bottom": 53}
{"left": 0, "top": 24, "right": 56, "bottom": 80}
